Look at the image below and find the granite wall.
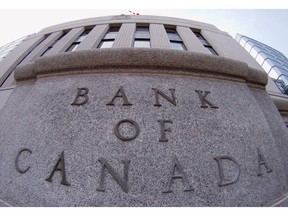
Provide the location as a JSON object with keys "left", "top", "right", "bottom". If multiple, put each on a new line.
{"left": 0, "top": 49, "right": 288, "bottom": 206}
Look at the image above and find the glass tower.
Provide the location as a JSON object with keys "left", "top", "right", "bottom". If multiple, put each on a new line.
{"left": 236, "top": 34, "right": 288, "bottom": 95}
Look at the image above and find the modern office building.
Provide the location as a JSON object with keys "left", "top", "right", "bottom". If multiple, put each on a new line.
{"left": 0, "top": 15, "right": 288, "bottom": 207}
{"left": 236, "top": 34, "right": 288, "bottom": 126}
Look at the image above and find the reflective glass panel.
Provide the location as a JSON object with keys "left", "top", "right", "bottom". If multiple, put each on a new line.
{"left": 171, "top": 42, "right": 186, "bottom": 50}
{"left": 134, "top": 40, "right": 150, "bottom": 48}
{"left": 135, "top": 26, "right": 150, "bottom": 39}
{"left": 98, "top": 41, "right": 114, "bottom": 48}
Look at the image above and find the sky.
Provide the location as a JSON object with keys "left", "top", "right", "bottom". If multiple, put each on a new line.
{"left": 1, "top": 1, "right": 288, "bottom": 56}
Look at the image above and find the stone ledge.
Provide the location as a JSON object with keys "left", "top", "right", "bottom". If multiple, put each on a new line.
{"left": 14, "top": 48, "right": 268, "bottom": 87}
{"left": 269, "top": 93, "right": 288, "bottom": 113}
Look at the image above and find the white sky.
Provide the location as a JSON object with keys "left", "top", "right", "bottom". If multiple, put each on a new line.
{"left": 1, "top": 1, "right": 288, "bottom": 56}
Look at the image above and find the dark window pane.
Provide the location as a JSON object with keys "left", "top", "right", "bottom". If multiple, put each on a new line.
{"left": 136, "top": 27, "right": 149, "bottom": 32}
{"left": 109, "top": 27, "right": 120, "bottom": 32}
{"left": 206, "top": 47, "right": 218, "bottom": 55}
{"left": 103, "top": 27, "right": 120, "bottom": 40}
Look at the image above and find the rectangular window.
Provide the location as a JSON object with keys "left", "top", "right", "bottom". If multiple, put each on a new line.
{"left": 134, "top": 26, "right": 150, "bottom": 48}
{"left": 165, "top": 28, "right": 186, "bottom": 51}
{"left": 193, "top": 32, "right": 218, "bottom": 55}
{"left": 98, "top": 26, "right": 120, "bottom": 48}
{"left": 98, "top": 41, "right": 114, "bottom": 48}
{"left": 134, "top": 40, "right": 150, "bottom": 48}
{"left": 41, "top": 32, "right": 68, "bottom": 56}
{"left": 66, "top": 29, "right": 91, "bottom": 52}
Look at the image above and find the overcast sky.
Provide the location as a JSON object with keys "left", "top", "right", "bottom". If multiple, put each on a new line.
{"left": 1, "top": 1, "right": 288, "bottom": 56}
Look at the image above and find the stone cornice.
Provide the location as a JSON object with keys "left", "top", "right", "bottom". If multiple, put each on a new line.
{"left": 14, "top": 48, "right": 268, "bottom": 88}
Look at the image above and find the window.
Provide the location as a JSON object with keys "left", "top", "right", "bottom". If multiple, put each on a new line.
{"left": 165, "top": 28, "right": 186, "bottom": 51}
{"left": 98, "top": 41, "right": 114, "bottom": 48}
{"left": 98, "top": 26, "right": 120, "bottom": 48}
{"left": 134, "top": 26, "right": 150, "bottom": 48}
{"left": 41, "top": 32, "right": 68, "bottom": 56}
{"left": 134, "top": 40, "right": 150, "bottom": 48}
{"left": 66, "top": 29, "right": 91, "bottom": 52}
{"left": 193, "top": 32, "right": 218, "bottom": 55}
{"left": 274, "top": 74, "right": 288, "bottom": 95}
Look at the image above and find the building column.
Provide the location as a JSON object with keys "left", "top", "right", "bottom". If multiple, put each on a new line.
{"left": 20, "top": 31, "right": 63, "bottom": 64}
{"left": 76, "top": 24, "right": 109, "bottom": 50}
{"left": 176, "top": 26, "right": 208, "bottom": 54}
{"left": 45, "top": 27, "right": 84, "bottom": 55}
{"left": 201, "top": 29, "right": 263, "bottom": 70}
{"left": 150, "top": 24, "right": 171, "bottom": 49}
{"left": 113, "top": 23, "right": 136, "bottom": 48}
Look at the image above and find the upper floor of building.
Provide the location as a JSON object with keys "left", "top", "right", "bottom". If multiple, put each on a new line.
{"left": 0, "top": 15, "right": 264, "bottom": 90}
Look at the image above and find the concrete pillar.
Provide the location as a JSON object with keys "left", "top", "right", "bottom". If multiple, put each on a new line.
{"left": 150, "top": 24, "right": 170, "bottom": 49}
{"left": 201, "top": 30, "right": 263, "bottom": 70}
{"left": 20, "top": 31, "right": 63, "bottom": 64}
{"left": 176, "top": 26, "right": 207, "bottom": 54}
{"left": 113, "top": 23, "right": 136, "bottom": 48}
{"left": 45, "top": 27, "right": 84, "bottom": 55}
{"left": 76, "top": 24, "right": 109, "bottom": 50}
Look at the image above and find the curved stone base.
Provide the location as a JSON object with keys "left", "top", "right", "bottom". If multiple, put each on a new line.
{"left": 0, "top": 49, "right": 288, "bottom": 206}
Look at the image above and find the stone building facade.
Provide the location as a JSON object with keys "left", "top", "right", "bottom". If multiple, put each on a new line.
{"left": 0, "top": 15, "right": 288, "bottom": 206}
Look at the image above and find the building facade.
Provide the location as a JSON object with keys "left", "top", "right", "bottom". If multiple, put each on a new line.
{"left": 236, "top": 34, "right": 288, "bottom": 126}
{"left": 0, "top": 15, "right": 288, "bottom": 207}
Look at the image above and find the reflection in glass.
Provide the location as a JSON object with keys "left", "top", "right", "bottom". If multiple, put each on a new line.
{"left": 134, "top": 26, "right": 150, "bottom": 39}
{"left": 171, "top": 42, "right": 186, "bottom": 50}
{"left": 98, "top": 41, "right": 114, "bottom": 48}
{"left": 134, "top": 40, "right": 150, "bottom": 48}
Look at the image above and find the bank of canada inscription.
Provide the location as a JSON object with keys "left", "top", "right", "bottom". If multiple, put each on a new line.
{"left": 14, "top": 86, "right": 273, "bottom": 193}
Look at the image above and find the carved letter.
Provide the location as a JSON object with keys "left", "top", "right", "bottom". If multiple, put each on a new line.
{"left": 163, "top": 156, "right": 193, "bottom": 193}
{"left": 214, "top": 156, "right": 240, "bottom": 186}
{"left": 45, "top": 151, "right": 70, "bottom": 186}
{"left": 15, "top": 148, "right": 32, "bottom": 174}
{"left": 71, "top": 87, "right": 89, "bottom": 105}
{"left": 158, "top": 120, "right": 173, "bottom": 142}
{"left": 96, "top": 158, "right": 131, "bottom": 193}
{"left": 195, "top": 90, "right": 218, "bottom": 108}
{"left": 152, "top": 88, "right": 176, "bottom": 107}
{"left": 114, "top": 119, "right": 140, "bottom": 141}
{"left": 106, "top": 86, "right": 132, "bottom": 106}
{"left": 257, "top": 148, "right": 272, "bottom": 176}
